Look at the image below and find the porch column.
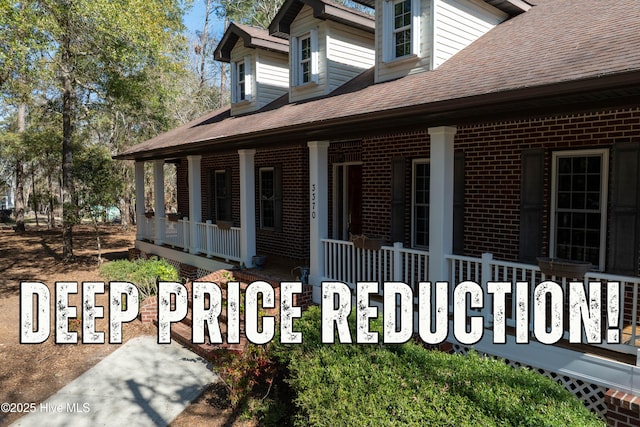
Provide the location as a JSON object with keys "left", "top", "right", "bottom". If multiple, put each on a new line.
{"left": 187, "top": 155, "right": 202, "bottom": 254}
{"left": 308, "top": 141, "right": 329, "bottom": 291}
{"left": 153, "top": 159, "right": 165, "bottom": 246}
{"left": 238, "top": 149, "right": 256, "bottom": 268}
{"left": 428, "top": 126, "right": 457, "bottom": 282}
{"left": 134, "top": 161, "right": 145, "bottom": 241}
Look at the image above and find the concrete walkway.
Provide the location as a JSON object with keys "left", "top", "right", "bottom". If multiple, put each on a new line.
{"left": 12, "top": 336, "right": 217, "bottom": 427}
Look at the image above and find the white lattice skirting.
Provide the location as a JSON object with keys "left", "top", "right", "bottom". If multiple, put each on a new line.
{"left": 450, "top": 344, "right": 607, "bottom": 418}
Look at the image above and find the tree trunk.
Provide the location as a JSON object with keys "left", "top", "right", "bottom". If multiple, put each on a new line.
{"left": 31, "top": 163, "right": 39, "bottom": 226}
{"left": 14, "top": 103, "right": 26, "bottom": 233}
{"left": 47, "top": 164, "right": 55, "bottom": 229}
{"left": 61, "top": 27, "right": 75, "bottom": 261}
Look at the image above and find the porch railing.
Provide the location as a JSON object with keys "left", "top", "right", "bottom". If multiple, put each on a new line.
{"left": 320, "top": 240, "right": 640, "bottom": 355}
{"left": 322, "top": 239, "right": 429, "bottom": 290}
{"left": 447, "top": 253, "right": 640, "bottom": 355}
{"left": 137, "top": 215, "right": 242, "bottom": 262}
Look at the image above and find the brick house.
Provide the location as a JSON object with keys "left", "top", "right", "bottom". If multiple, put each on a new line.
{"left": 116, "top": 0, "right": 640, "bottom": 420}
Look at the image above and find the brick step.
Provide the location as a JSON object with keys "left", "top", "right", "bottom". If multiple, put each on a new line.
{"left": 182, "top": 282, "right": 280, "bottom": 319}
{"left": 181, "top": 309, "right": 242, "bottom": 328}
{"left": 166, "top": 320, "right": 248, "bottom": 360}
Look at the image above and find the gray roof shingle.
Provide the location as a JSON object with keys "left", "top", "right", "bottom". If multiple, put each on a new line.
{"left": 118, "top": 0, "right": 640, "bottom": 160}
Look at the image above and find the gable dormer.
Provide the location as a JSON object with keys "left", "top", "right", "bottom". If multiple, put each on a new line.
{"left": 270, "top": 0, "right": 376, "bottom": 103}
{"left": 215, "top": 23, "right": 290, "bottom": 116}
{"left": 373, "top": 0, "right": 529, "bottom": 83}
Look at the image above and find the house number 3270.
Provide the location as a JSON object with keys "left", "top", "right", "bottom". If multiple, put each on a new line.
{"left": 311, "top": 184, "right": 317, "bottom": 219}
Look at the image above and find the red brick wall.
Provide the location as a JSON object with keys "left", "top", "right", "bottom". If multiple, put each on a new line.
{"left": 175, "top": 145, "right": 309, "bottom": 261}
{"left": 360, "top": 130, "right": 431, "bottom": 244}
{"left": 200, "top": 152, "right": 241, "bottom": 225}
{"left": 255, "top": 144, "right": 309, "bottom": 260}
{"left": 606, "top": 388, "right": 640, "bottom": 427}
{"left": 174, "top": 107, "right": 640, "bottom": 267}
{"left": 456, "top": 108, "right": 640, "bottom": 261}
{"left": 352, "top": 107, "right": 640, "bottom": 262}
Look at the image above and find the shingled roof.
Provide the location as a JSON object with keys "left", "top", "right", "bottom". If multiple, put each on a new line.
{"left": 214, "top": 22, "right": 289, "bottom": 63}
{"left": 117, "top": 0, "right": 640, "bottom": 161}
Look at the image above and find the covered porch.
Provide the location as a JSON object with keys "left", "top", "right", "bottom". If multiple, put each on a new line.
{"left": 133, "top": 150, "right": 258, "bottom": 271}
{"left": 308, "top": 127, "right": 640, "bottom": 402}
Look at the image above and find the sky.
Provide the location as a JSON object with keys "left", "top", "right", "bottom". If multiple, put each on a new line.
{"left": 182, "top": 1, "right": 226, "bottom": 40}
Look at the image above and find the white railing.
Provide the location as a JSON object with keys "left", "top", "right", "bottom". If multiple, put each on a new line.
{"left": 137, "top": 214, "right": 156, "bottom": 241}
{"left": 137, "top": 216, "right": 241, "bottom": 262}
{"left": 322, "top": 239, "right": 429, "bottom": 291}
{"left": 164, "top": 217, "right": 187, "bottom": 249}
{"left": 446, "top": 253, "right": 640, "bottom": 355}
{"left": 196, "top": 221, "right": 242, "bottom": 262}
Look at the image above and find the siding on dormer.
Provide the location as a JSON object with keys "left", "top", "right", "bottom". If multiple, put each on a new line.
{"left": 256, "top": 52, "right": 290, "bottom": 107}
{"left": 375, "top": 0, "right": 506, "bottom": 83}
{"left": 230, "top": 39, "right": 288, "bottom": 116}
{"left": 290, "top": 5, "right": 328, "bottom": 102}
{"left": 327, "top": 26, "right": 375, "bottom": 92}
{"left": 433, "top": 0, "right": 507, "bottom": 68}
{"left": 290, "top": 5, "right": 375, "bottom": 103}
{"left": 375, "top": 0, "right": 432, "bottom": 83}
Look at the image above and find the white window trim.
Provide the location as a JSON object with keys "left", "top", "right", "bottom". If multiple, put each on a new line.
{"left": 259, "top": 167, "right": 275, "bottom": 230}
{"left": 549, "top": 148, "right": 609, "bottom": 271}
{"left": 382, "top": 0, "right": 421, "bottom": 63}
{"left": 231, "top": 56, "right": 253, "bottom": 104}
{"left": 291, "top": 29, "right": 319, "bottom": 87}
{"left": 411, "top": 158, "right": 429, "bottom": 249}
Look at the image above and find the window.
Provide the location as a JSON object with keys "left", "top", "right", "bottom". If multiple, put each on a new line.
{"left": 550, "top": 150, "right": 608, "bottom": 270}
{"left": 412, "top": 160, "right": 429, "bottom": 248}
{"left": 259, "top": 167, "right": 282, "bottom": 230}
{"left": 383, "top": 0, "right": 420, "bottom": 61}
{"left": 394, "top": 0, "right": 412, "bottom": 58}
{"left": 236, "top": 62, "right": 246, "bottom": 101}
{"left": 231, "top": 56, "right": 252, "bottom": 103}
{"left": 292, "top": 30, "right": 318, "bottom": 86}
{"left": 215, "top": 170, "right": 231, "bottom": 221}
{"left": 299, "top": 35, "right": 312, "bottom": 84}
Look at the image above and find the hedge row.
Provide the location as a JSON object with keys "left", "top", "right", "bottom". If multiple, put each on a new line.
{"left": 272, "top": 306, "right": 604, "bottom": 426}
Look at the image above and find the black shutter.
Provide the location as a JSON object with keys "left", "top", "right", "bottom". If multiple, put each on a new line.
{"left": 206, "top": 169, "right": 214, "bottom": 221}
{"left": 224, "top": 168, "right": 232, "bottom": 221}
{"left": 519, "top": 148, "right": 545, "bottom": 263}
{"left": 608, "top": 141, "right": 640, "bottom": 275}
{"left": 274, "top": 165, "right": 283, "bottom": 232}
{"left": 391, "top": 157, "right": 405, "bottom": 243}
{"left": 453, "top": 151, "right": 465, "bottom": 255}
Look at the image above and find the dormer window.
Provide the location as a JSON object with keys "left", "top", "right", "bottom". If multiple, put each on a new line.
{"left": 382, "top": 0, "right": 421, "bottom": 62}
{"left": 299, "top": 35, "right": 312, "bottom": 84}
{"left": 231, "top": 56, "right": 252, "bottom": 104}
{"left": 237, "top": 61, "right": 246, "bottom": 101}
{"left": 394, "top": 0, "right": 412, "bottom": 58}
{"left": 292, "top": 29, "right": 319, "bottom": 86}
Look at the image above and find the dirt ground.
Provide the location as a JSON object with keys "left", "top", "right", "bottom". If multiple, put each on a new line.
{"left": 0, "top": 223, "right": 249, "bottom": 427}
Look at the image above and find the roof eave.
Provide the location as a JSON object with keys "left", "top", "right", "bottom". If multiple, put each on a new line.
{"left": 214, "top": 23, "right": 288, "bottom": 62}
{"left": 115, "top": 70, "right": 640, "bottom": 161}
{"left": 269, "top": 0, "right": 374, "bottom": 39}
{"left": 352, "top": 0, "right": 532, "bottom": 16}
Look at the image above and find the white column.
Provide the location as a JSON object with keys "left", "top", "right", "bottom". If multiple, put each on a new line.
{"left": 134, "top": 161, "right": 145, "bottom": 240}
{"left": 153, "top": 159, "right": 165, "bottom": 246}
{"left": 308, "top": 141, "right": 329, "bottom": 291}
{"left": 428, "top": 126, "right": 457, "bottom": 282}
{"left": 187, "top": 155, "right": 202, "bottom": 254}
{"left": 239, "top": 149, "right": 256, "bottom": 267}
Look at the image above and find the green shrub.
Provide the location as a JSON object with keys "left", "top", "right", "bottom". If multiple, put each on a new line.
{"left": 274, "top": 306, "right": 604, "bottom": 427}
{"left": 99, "top": 258, "right": 179, "bottom": 300}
